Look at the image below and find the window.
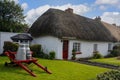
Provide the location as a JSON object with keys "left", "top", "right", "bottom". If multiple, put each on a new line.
{"left": 73, "top": 43, "right": 81, "bottom": 52}
{"left": 108, "top": 43, "right": 112, "bottom": 50}
{"left": 93, "top": 44, "right": 98, "bottom": 51}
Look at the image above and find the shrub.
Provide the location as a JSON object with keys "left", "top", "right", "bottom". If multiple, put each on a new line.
{"left": 92, "top": 51, "right": 103, "bottom": 59}
{"left": 96, "top": 70, "right": 120, "bottom": 80}
{"left": 113, "top": 45, "right": 118, "bottom": 50}
{"left": 109, "top": 45, "right": 120, "bottom": 57}
{"left": 43, "top": 54, "right": 49, "bottom": 59}
{"left": 105, "top": 53, "right": 114, "bottom": 58}
{"left": 71, "top": 49, "right": 76, "bottom": 60}
{"left": 110, "top": 49, "right": 120, "bottom": 57}
{"left": 49, "top": 51, "right": 56, "bottom": 60}
{"left": 30, "top": 44, "right": 49, "bottom": 59}
{"left": 3, "top": 41, "right": 18, "bottom": 52}
{"left": 30, "top": 44, "right": 42, "bottom": 57}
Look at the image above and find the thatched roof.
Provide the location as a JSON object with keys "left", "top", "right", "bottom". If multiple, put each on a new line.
{"left": 28, "top": 8, "right": 120, "bottom": 42}
{"left": 11, "top": 34, "right": 33, "bottom": 41}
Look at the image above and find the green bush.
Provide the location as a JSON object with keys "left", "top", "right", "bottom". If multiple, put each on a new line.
{"left": 105, "top": 53, "right": 114, "bottom": 58}
{"left": 113, "top": 45, "right": 118, "bottom": 50}
{"left": 92, "top": 51, "right": 103, "bottom": 59}
{"left": 30, "top": 44, "right": 49, "bottom": 59}
{"left": 71, "top": 49, "right": 76, "bottom": 60}
{"left": 43, "top": 54, "right": 49, "bottom": 59}
{"left": 110, "top": 49, "right": 120, "bottom": 57}
{"left": 49, "top": 51, "right": 56, "bottom": 60}
{"left": 96, "top": 70, "right": 120, "bottom": 80}
{"left": 3, "top": 41, "right": 18, "bottom": 52}
{"left": 30, "top": 44, "right": 42, "bottom": 57}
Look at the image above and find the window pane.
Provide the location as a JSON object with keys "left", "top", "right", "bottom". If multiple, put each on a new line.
{"left": 73, "top": 43, "right": 81, "bottom": 52}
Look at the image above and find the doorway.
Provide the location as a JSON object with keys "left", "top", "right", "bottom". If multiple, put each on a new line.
{"left": 63, "top": 40, "right": 69, "bottom": 60}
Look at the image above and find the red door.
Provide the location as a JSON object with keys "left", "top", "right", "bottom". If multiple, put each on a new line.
{"left": 63, "top": 40, "right": 69, "bottom": 60}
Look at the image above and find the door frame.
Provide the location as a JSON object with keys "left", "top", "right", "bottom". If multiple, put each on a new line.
{"left": 62, "top": 40, "right": 69, "bottom": 60}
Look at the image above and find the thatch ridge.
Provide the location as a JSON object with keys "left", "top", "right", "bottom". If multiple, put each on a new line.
{"left": 28, "top": 8, "right": 120, "bottom": 42}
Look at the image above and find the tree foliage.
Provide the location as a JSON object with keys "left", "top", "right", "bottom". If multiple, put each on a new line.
{"left": 0, "top": 0, "right": 28, "bottom": 32}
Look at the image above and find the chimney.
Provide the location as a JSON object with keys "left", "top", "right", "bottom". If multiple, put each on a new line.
{"left": 94, "top": 16, "right": 101, "bottom": 21}
{"left": 65, "top": 8, "right": 73, "bottom": 13}
{"left": 112, "top": 23, "right": 116, "bottom": 26}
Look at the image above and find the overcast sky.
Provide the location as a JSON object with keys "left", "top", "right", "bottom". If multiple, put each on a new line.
{"left": 12, "top": 0, "right": 120, "bottom": 26}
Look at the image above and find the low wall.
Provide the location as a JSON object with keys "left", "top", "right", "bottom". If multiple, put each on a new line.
{"left": 0, "top": 32, "right": 18, "bottom": 54}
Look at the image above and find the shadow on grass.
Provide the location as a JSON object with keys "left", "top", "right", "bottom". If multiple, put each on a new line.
{"left": 0, "top": 63, "right": 47, "bottom": 76}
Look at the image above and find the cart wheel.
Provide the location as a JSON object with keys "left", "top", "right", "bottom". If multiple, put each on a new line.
{"left": 4, "top": 62, "right": 8, "bottom": 66}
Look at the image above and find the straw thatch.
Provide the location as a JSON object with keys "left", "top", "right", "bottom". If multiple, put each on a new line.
{"left": 28, "top": 8, "right": 120, "bottom": 42}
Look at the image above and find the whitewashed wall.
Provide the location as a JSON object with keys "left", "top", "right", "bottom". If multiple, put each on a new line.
{"left": 68, "top": 40, "right": 114, "bottom": 59}
{"left": 0, "top": 32, "right": 18, "bottom": 54}
{"left": 32, "top": 36, "right": 116, "bottom": 59}
{"left": 32, "top": 36, "right": 63, "bottom": 59}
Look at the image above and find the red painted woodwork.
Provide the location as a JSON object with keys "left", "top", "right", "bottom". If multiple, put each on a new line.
{"left": 4, "top": 51, "right": 52, "bottom": 77}
{"left": 63, "top": 40, "right": 69, "bottom": 60}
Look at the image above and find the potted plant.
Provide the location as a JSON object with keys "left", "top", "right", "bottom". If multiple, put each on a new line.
{"left": 71, "top": 49, "right": 76, "bottom": 60}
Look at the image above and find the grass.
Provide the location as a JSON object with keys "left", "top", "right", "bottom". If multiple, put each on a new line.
{"left": 0, "top": 56, "right": 109, "bottom": 80}
{"left": 90, "top": 57, "right": 120, "bottom": 66}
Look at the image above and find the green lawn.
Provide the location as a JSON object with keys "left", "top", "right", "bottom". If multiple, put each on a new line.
{"left": 0, "top": 56, "right": 109, "bottom": 80}
{"left": 90, "top": 57, "right": 120, "bottom": 66}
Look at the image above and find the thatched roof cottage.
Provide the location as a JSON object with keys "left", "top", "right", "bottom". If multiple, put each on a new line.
{"left": 29, "top": 8, "right": 120, "bottom": 59}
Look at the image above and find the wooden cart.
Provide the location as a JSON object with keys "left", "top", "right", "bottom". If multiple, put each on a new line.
{"left": 4, "top": 51, "right": 52, "bottom": 77}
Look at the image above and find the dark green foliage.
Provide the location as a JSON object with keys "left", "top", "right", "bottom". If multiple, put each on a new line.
{"left": 105, "top": 45, "right": 120, "bottom": 58}
{"left": 110, "top": 45, "right": 120, "bottom": 57}
{"left": 30, "top": 44, "right": 41, "bottom": 57}
{"left": 113, "top": 45, "right": 118, "bottom": 50}
{"left": 105, "top": 53, "right": 114, "bottom": 58}
{"left": 71, "top": 49, "right": 76, "bottom": 60}
{"left": 49, "top": 51, "right": 56, "bottom": 60}
{"left": 3, "top": 41, "right": 18, "bottom": 52}
{"left": 0, "top": 0, "right": 28, "bottom": 32}
{"left": 92, "top": 51, "right": 103, "bottom": 59}
{"left": 110, "top": 49, "right": 120, "bottom": 57}
{"left": 42, "top": 54, "right": 49, "bottom": 59}
{"left": 30, "top": 44, "right": 49, "bottom": 59}
{"left": 96, "top": 70, "right": 120, "bottom": 80}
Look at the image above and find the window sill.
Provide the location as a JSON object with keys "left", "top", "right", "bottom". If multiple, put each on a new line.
{"left": 75, "top": 52, "right": 82, "bottom": 54}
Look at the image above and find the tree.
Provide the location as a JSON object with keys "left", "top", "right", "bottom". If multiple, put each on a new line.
{"left": 0, "top": 0, "right": 28, "bottom": 32}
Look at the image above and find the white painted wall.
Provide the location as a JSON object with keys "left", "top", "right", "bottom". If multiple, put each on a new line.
{"left": 0, "top": 32, "right": 18, "bottom": 54}
{"left": 0, "top": 32, "right": 117, "bottom": 60}
{"left": 32, "top": 36, "right": 63, "bottom": 59}
{"left": 32, "top": 36, "right": 116, "bottom": 59}
{"left": 68, "top": 40, "right": 115, "bottom": 59}
{"left": 0, "top": 32, "right": 118, "bottom": 60}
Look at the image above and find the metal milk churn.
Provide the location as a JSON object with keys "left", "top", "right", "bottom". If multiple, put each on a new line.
{"left": 16, "top": 43, "right": 26, "bottom": 60}
{"left": 11, "top": 33, "right": 33, "bottom": 60}
{"left": 26, "top": 44, "right": 32, "bottom": 60}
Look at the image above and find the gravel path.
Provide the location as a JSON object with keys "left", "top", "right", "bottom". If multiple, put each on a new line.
{"left": 71, "top": 60, "right": 120, "bottom": 70}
